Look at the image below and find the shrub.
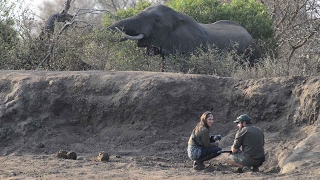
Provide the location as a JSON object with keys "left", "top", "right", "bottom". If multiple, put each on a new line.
{"left": 167, "top": 0, "right": 274, "bottom": 41}
{"left": 0, "top": 1, "right": 19, "bottom": 69}
{"left": 167, "top": 0, "right": 222, "bottom": 23}
{"left": 167, "top": 0, "right": 275, "bottom": 55}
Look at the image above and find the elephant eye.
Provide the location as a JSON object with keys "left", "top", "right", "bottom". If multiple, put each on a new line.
{"left": 153, "top": 15, "right": 161, "bottom": 22}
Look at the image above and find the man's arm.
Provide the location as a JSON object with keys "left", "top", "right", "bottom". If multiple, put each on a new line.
{"left": 231, "top": 129, "right": 246, "bottom": 153}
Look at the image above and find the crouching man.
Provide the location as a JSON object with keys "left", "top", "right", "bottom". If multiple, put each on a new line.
{"left": 227, "top": 114, "right": 265, "bottom": 173}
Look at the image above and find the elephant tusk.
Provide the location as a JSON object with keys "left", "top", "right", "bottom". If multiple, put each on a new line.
{"left": 115, "top": 27, "right": 145, "bottom": 40}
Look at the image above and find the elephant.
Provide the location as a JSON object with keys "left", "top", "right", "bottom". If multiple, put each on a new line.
{"left": 108, "top": 4, "right": 261, "bottom": 71}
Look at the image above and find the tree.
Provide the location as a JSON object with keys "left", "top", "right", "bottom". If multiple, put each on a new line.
{"left": 259, "top": 0, "right": 320, "bottom": 76}
{"left": 0, "top": 0, "right": 19, "bottom": 69}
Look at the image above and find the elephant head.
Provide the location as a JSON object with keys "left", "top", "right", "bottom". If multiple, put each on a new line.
{"left": 108, "top": 4, "right": 211, "bottom": 56}
{"left": 108, "top": 4, "right": 261, "bottom": 66}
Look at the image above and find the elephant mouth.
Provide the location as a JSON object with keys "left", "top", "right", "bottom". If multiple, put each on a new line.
{"left": 115, "top": 27, "right": 145, "bottom": 41}
{"left": 114, "top": 27, "right": 156, "bottom": 53}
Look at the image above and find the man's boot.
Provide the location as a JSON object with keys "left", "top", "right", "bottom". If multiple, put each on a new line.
{"left": 252, "top": 166, "right": 259, "bottom": 172}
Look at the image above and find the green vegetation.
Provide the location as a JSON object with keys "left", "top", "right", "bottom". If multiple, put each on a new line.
{"left": 103, "top": 0, "right": 152, "bottom": 27}
{"left": 167, "top": 0, "right": 275, "bottom": 55}
{"left": 0, "top": 0, "right": 19, "bottom": 69}
{"left": 155, "top": 0, "right": 274, "bottom": 41}
{"left": 0, "top": 0, "right": 318, "bottom": 79}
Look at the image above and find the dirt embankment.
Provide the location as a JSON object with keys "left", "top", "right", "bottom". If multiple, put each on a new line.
{"left": 0, "top": 70, "right": 320, "bottom": 179}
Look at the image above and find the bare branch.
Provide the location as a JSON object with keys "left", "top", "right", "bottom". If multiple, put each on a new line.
{"left": 63, "top": 0, "right": 72, "bottom": 13}
{"left": 75, "top": 9, "right": 111, "bottom": 16}
{"left": 290, "top": 24, "right": 320, "bottom": 50}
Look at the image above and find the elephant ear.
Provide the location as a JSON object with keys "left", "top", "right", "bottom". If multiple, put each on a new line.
{"left": 161, "top": 19, "right": 208, "bottom": 55}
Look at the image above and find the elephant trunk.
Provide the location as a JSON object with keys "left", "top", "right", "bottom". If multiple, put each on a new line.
{"left": 108, "top": 16, "right": 147, "bottom": 41}
{"left": 114, "top": 27, "right": 144, "bottom": 40}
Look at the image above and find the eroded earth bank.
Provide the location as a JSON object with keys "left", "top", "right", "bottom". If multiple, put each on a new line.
{"left": 1, "top": 70, "right": 320, "bottom": 179}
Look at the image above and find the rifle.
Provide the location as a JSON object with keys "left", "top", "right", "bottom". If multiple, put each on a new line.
{"left": 217, "top": 150, "right": 232, "bottom": 154}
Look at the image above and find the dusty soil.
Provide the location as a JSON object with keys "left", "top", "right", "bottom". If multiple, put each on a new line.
{"left": 0, "top": 70, "right": 320, "bottom": 179}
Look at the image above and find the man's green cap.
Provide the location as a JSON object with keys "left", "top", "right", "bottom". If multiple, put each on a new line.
{"left": 234, "top": 114, "right": 251, "bottom": 123}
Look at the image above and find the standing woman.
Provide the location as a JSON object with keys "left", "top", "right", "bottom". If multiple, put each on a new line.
{"left": 187, "top": 111, "right": 222, "bottom": 170}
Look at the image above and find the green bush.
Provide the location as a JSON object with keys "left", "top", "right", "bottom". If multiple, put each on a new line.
{"left": 103, "top": 0, "right": 152, "bottom": 27}
{"left": 0, "top": 1, "right": 19, "bottom": 69}
{"left": 167, "top": 0, "right": 222, "bottom": 23}
{"left": 168, "top": 0, "right": 276, "bottom": 56}
{"left": 167, "top": 0, "right": 273, "bottom": 41}
{"left": 3, "top": 0, "right": 318, "bottom": 78}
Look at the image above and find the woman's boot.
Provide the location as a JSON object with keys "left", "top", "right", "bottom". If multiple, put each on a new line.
{"left": 193, "top": 160, "right": 205, "bottom": 170}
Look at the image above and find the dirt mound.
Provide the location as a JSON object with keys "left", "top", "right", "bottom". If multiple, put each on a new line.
{"left": 0, "top": 70, "right": 320, "bottom": 179}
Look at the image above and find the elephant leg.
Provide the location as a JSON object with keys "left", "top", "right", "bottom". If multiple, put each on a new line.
{"left": 160, "top": 54, "right": 166, "bottom": 72}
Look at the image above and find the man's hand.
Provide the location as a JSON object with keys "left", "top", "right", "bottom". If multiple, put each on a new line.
{"left": 231, "top": 146, "right": 239, "bottom": 153}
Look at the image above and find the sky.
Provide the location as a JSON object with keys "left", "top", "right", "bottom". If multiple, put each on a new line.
{"left": 6, "top": 0, "right": 57, "bottom": 34}
{"left": 14, "top": 0, "right": 67, "bottom": 21}
{"left": 22, "top": 0, "right": 43, "bottom": 12}
{"left": 9, "top": 0, "right": 44, "bottom": 18}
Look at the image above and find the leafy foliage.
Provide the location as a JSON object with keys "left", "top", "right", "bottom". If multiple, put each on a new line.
{"left": 167, "top": 0, "right": 274, "bottom": 40}
{"left": 0, "top": 0, "right": 19, "bottom": 69}
{"left": 167, "top": 0, "right": 276, "bottom": 56}
{"left": 0, "top": 0, "right": 319, "bottom": 79}
{"left": 167, "top": 0, "right": 222, "bottom": 23}
{"left": 103, "top": 0, "right": 152, "bottom": 27}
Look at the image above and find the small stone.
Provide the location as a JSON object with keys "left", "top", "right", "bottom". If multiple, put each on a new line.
{"left": 66, "top": 151, "right": 77, "bottom": 160}
{"left": 97, "top": 151, "right": 110, "bottom": 162}
{"left": 56, "top": 150, "right": 67, "bottom": 159}
{"left": 36, "top": 143, "right": 45, "bottom": 148}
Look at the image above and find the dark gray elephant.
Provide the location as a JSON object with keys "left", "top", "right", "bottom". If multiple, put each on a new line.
{"left": 108, "top": 4, "right": 261, "bottom": 70}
